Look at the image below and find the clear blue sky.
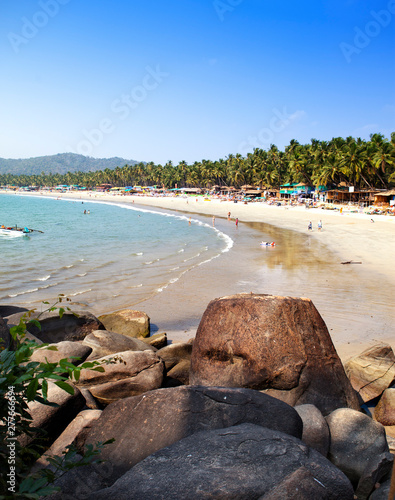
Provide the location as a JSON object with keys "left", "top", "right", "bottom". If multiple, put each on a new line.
{"left": 1, "top": 0, "right": 394, "bottom": 163}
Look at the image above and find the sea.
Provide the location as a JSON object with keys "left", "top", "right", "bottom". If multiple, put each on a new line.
{"left": 0, "top": 193, "right": 233, "bottom": 314}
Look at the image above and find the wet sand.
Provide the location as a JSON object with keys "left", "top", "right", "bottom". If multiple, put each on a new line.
{"left": 6, "top": 190, "right": 395, "bottom": 361}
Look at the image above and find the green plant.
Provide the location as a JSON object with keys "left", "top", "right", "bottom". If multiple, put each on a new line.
{"left": 0, "top": 298, "right": 111, "bottom": 499}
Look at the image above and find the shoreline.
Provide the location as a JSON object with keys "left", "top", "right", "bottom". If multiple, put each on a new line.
{"left": 2, "top": 190, "right": 395, "bottom": 361}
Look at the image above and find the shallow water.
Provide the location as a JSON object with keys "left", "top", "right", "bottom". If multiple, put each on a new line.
{"left": 0, "top": 194, "right": 231, "bottom": 312}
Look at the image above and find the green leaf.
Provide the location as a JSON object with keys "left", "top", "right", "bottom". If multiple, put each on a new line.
{"left": 26, "top": 378, "right": 39, "bottom": 401}
{"left": 42, "top": 379, "right": 48, "bottom": 400}
{"left": 54, "top": 381, "right": 74, "bottom": 395}
{"left": 28, "top": 319, "right": 41, "bottom": 331}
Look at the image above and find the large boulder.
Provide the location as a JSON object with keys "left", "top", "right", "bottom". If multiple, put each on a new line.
{"left": 6, "top": 310, "right": 105, "bottom": 343}
{"left": 84, "top": 386, "right": 304, "bottom": 486}
{"left": 326, "top": 408, "right": 389, "bottom": 486}
{"left": 98, "top": 309, "right": 150, "bottom": 338}
{"left": 190, "top": 293, "right": 359, "bottom": 415}
{"left": 89, "top": 423, "right": 354, "bottom": 500}
{"left": 82, "top": 329, "right": 156, "bottom": 360}
{"left": 20, "top": 381, "right": 85, "bottom": 447}
{"left": 29, "top": 341, "right": 92, "bottom": 365}
{"left": 344, "top": 343, "right": 395, "bottom": 403}
{"left": 75, "top": 350, "right": 164, "bottom": 405}
{"left": 295, "top": 404, "right": 330, "bottom": 457}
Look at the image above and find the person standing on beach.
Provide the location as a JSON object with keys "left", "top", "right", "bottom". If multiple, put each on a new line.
{"left": 318, "top": 220, "right": 322, "bottom": 231}
{"left": 212, "top": 216, "right": 215, "bottom": 226}
{"left": 228, "top": 211, "right": 231, "bottom": 220}
{"left": 235, "top": 218, "right": 239, "bottom": 227}
{"left": 308, "top": 221, "right": 312, "bottom": 231}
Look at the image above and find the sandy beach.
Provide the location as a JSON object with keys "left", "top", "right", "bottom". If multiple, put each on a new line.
{"left": 5, "top": 190, "right": 395, "bottom": 361}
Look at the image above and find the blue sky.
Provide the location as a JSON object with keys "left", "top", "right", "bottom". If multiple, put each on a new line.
{"left": 1, "top": 0, "right": 394, "bottom": 163}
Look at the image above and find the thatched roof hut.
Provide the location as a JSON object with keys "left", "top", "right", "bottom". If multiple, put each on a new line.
{"left": 373, "top": 189, "right": 395, "bottom": 206}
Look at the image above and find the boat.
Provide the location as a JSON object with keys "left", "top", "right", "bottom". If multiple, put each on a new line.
{"left": 0, "top": 225, "right": 42, "bottom": 237}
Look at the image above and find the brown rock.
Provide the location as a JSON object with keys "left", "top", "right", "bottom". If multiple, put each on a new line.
{"left": 20, "top": 381, "right": 85, "bottom": 447}
{"left": 344, "top": 343, "right": 395, "bottom": 403}
{"left": 190, "top": 293, "right": 359, "bottom": 415}
{"left": 140, "top": 332, "right": 167, "bottom": 349}
{"left": 33, "top": 409, "right": 102, "bottom": 470}
{"left": 75, "top": 350, "right": 164, "bottom": 404}
{"left": 157, "top": 342, "right": 192, "bottom": 385}
{"left": 82, "top": 329, "right": 156, "bottom": 360}
{"left": 375, "top": 389, "right": 395, "bottom": 426}
{"left": 98, "top": 309, "right": 150, "bottom": 338}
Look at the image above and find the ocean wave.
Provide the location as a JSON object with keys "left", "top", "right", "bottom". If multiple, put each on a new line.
{"left": 8, "top": 288, "right": 39, "bottom": 298}
{"left": 68, "top": 289, "right": 92, "bottom": 297}
{"left": 37, "top": 275, "right": 51, "bottom": 281}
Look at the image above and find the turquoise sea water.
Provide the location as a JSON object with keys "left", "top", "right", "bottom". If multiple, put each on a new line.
{"left": 0, "top": 194, "right": 232, "bottom": 313}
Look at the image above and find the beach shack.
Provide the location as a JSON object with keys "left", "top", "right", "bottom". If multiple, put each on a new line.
{"left": 279, "top": 182, "right": 315, "bottom": 201}
{"left": 373, "top": 189, "right": 395, "bottom": 207}
{"left": 325, "top": 188, "right": 381, "bottom": 206}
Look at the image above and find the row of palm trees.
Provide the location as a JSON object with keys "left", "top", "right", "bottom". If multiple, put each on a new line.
{"left": 1, "top": 134, "right": 394, "bottom": 190}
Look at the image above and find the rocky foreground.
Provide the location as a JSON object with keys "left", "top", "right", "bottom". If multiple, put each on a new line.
{"left": 2, "top": 293, "right": 395, "bottom": 499}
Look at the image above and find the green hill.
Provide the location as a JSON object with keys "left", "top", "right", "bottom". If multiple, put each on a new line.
{"left": 0, "top": 153, "right": 139, "bottom": 175}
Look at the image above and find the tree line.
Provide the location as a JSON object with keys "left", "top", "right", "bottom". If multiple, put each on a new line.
{"left": 1, "top": 134, "right": 394, "bottom": 190}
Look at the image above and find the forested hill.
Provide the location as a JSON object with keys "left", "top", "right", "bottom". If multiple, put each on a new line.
{"left": 0, "top": 153, "right": 139, "bottom": 175}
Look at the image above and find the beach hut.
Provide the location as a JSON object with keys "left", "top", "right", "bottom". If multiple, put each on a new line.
{"left": 373, "top": 189, "right": 395, "bottom": 207}
{"left": 244, "top": 190, "right": 262, "bottom": 199}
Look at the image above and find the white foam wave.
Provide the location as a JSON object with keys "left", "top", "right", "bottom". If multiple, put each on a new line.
{"left": 8, "top": 288, "right": 39, "bottom": 298}
{"left": 37, "top": 275, "right": 51, "bottom": 281}
{"left": 68, "top": 289, "right": 92, "bottom": 297}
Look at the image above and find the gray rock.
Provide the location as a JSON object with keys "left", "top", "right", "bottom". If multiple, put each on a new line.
{"left": 84, "top": 386, "right": 304, "bottom": 487}
{"left": 29, "top": 341, "right": 92, "bottom": 365}
{"left": 89, "top": 423, "right": 354, "bottom": 500}
{"left": 355, "top": 452, "right": 393, "bottom": 500}
{"left": 369, "top": 479, "right": 392, "bottom": 499}
{"left": 295, "top": 403, "right": 330, "bottom": 456}
{"left": 6, "top": 310, "right": 105, "bottom": 343}
{"left": 0, "top": 315, "right": 13, "bottom": 350}
{"left": 82, "top": 329, "right": 156, "bottom": 360}
{"left": 326, "top": 408, "right": 389, "bottom": 486}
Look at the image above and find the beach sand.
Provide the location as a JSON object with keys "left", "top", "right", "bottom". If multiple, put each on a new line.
{"left": 9, "top": 190, "right": 395, "bottom": 361}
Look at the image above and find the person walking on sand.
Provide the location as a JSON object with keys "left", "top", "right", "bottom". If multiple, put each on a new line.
{"left": 318, "top": 220, "right": 322, "bottom": 231}
{"left": 308, "top": 221, "right": 312, "bottom": 231}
